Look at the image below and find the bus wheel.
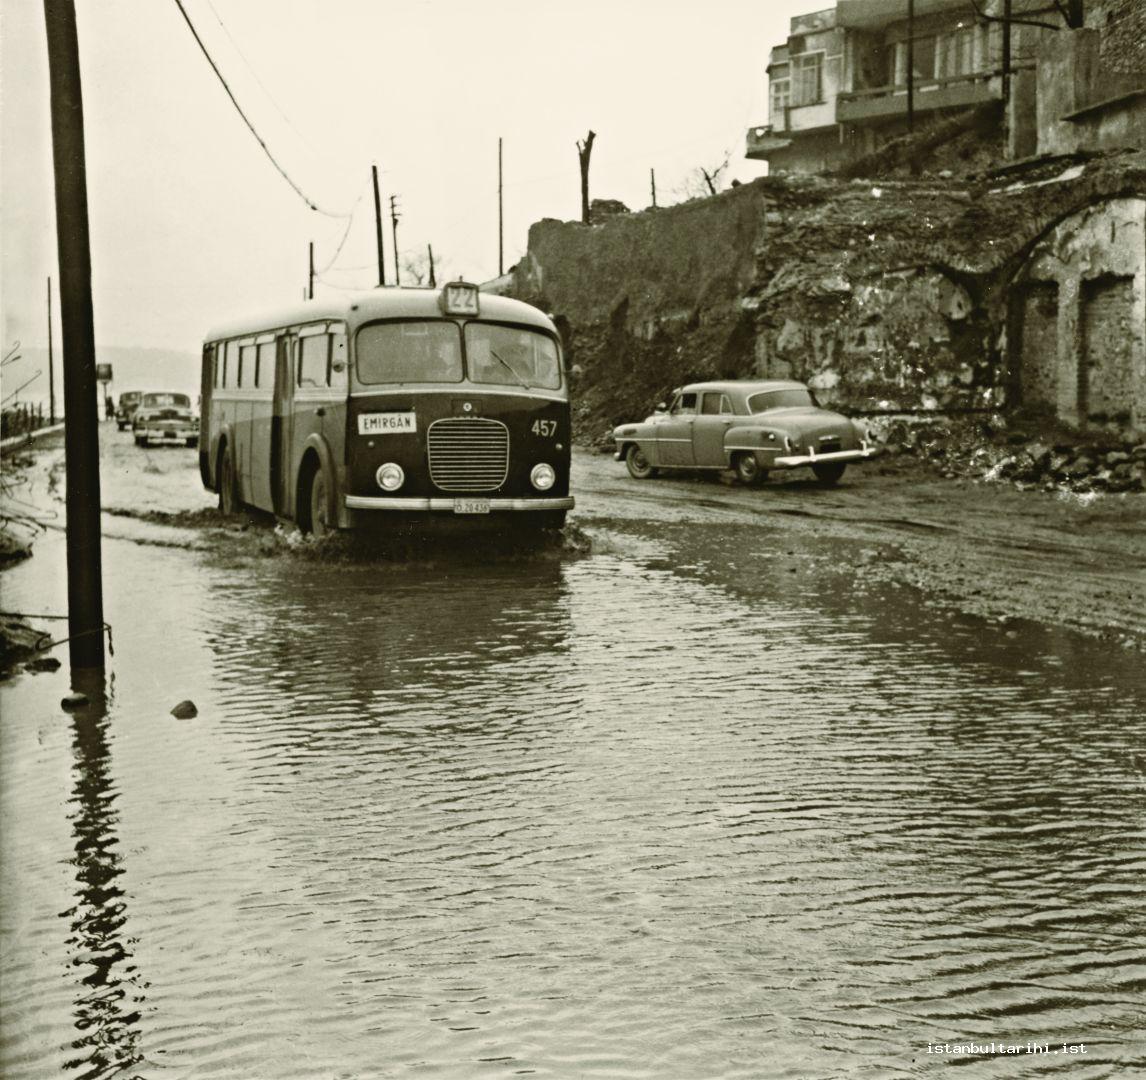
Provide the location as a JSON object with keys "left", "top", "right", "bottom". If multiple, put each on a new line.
{"left": 307, "top": 467, "right": 331, "bottom": 539}
{"left": 218, "top": 443, "right": 239, "bottom": 515}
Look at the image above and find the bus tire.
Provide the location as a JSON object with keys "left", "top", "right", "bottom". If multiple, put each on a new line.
{"left": 301, "top": 458, "right": 333, "bottom": 539}
{"left": 218, "top": 442, "right": 240, "bottom": 515}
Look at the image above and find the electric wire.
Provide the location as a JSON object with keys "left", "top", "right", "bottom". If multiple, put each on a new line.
{"left": 170, "top": 0, "right": 351, "bottom": 218}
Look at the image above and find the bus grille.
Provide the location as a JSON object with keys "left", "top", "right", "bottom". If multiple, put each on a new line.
{"left": 427, "top": 418, "right": 509, "bottom": 491}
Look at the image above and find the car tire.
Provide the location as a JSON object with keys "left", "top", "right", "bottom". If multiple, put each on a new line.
{"left": 734, "top": 452, "right": 764, "bottom": 486}
{"left": 134, "top": 435, "right": 145, "bottom": 447}
{"left": 625, "top": 444, "right": 657, "bottom": 480}
{"left": 186, "top": 438, "right": 198, "bottom": 448}
{"left": 306, "top": 465, "right": 332, "bottom": 539}
{"left": 218, "top": 443, "right": 240, "bottom": 515}
{"left": 812, "top": 461, "right": 846, "bottom": 485}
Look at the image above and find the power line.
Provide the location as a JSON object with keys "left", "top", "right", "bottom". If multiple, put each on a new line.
{"left": 202, "top": 0, "right": 314, "bottom": 151}
{"left": 169, "top": 0, "right": 350, "bottom": 218}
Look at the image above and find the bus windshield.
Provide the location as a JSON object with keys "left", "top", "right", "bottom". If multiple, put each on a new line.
{"left": 465, "top": 324, "right": 561, "bottom": 390}
{"left": 356, "top": 321, "right": 463, "bottom": 384}
{"left": 747, "top": 388, "right": 815, "bottom": 412}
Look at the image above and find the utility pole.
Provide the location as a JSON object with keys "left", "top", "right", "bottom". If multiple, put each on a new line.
{"left": 43, "top": 0, "right": 104, "bottom": 670}
{"left": 47, "top": 276, "right": 56, "bottom": 424}
{"left": 372, "top": 163, "right": 386, "bottom": 287}
{"left": 906, "top": 0, "right": 915, "bottom": 134}
{"left": 498, "top": 137, "right": 504, "bottom": 277}
{"left": 389, "top": 195, "right": 401, "bottom": 286}
{"left": 308, "top": 241, "right": 314, "bottom": 300}
{"left": 427, "top": 244, "right": 436, "bottom": 288}
{"left": 1002, "top": 0, "right": 1012, "bottom": 105}
{"left": 650, "top": 168, "right": 657, "bottom": 209}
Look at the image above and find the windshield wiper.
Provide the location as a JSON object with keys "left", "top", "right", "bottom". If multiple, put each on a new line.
{"left": 489, "top": 348, "right": 532, "bottom": 391}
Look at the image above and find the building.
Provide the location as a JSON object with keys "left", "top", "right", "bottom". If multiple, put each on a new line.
{"left": 746, "top": 0, "right": 1079, "bottom": 173}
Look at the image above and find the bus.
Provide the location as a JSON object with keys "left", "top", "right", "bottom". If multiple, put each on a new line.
{"left": 199, "top": 282, "right": 573, "bottom": 535}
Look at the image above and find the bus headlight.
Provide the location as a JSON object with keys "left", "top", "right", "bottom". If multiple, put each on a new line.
{"left": 530, "top": 463, "right": 556, "bottom": 491}
{"left": 376, "top": 463, "right": 405, "bottom": 491}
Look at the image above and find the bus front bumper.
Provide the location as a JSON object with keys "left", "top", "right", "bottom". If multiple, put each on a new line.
{"left": 345, "top": 495, "right": 574, "bottom": 512}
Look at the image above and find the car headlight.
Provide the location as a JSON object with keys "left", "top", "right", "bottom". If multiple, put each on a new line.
{"left": 376, "top": 462, "right": 405, "bottom": 491}
{"left": 530, "top": 463, "right": 556, "bottom": 491}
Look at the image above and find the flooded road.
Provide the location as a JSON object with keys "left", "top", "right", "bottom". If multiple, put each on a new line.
{"left": 3, "top": 445, "right": 1146, "bottom": 1078}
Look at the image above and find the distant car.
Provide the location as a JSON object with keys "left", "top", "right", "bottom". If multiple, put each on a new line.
{"left": 132, "top": 392, "right": 199, "bottom": 447}
{"left": 612, "top": 379, "right": 874, "bottom": 486}
{"left": 115, "top": 391, "right": 142, "bottom": 430}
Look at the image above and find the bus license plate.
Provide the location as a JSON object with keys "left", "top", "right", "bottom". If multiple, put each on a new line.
{"left": 453, "top": 498, "right": 490, "bottom": 514}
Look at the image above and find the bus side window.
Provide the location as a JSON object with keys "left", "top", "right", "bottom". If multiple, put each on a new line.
{"left": 256, "top": 342, "right": 274, "bottom": 389}
{"left": 238, "top": 344, "right": 255, "bottom": 388}
{"left": 225, "top": 341, "right": 239, "bottom": 389}
{"left": 215, "top": 342, "right": 227, "bottom": 388}
{"left": 329, "top": 333, "right": 347, "bottom": 388}
{"left": 299, "top": 334, "right": 329, "bottom": 388}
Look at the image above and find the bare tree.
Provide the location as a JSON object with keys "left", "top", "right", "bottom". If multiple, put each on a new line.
{"left": 577, "top": 130, "right": 596, "bottom": 224}
{"left": 675, "top": 152, "right": 732, "bottom": 201}
{"left": 401, "top": 249, "right": 446, "bottom": 286}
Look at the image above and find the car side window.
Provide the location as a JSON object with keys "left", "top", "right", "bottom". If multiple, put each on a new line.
{"left": 672, "top": 392, "right": 698, "bottom": 416}
{"left": 721, "top": 394, "right": 734, "bottom": 415}
{"left": 701, "top": 392, "right": 724, "bottom": 415}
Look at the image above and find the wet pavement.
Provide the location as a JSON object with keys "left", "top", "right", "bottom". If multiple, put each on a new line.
{"left": 2, "top": 436, "right": 1146, "bottom": 1079}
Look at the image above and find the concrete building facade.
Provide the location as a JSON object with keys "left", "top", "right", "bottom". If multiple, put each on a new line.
{"left": 747, "top": 0, "right": 1144, "bottom": 174}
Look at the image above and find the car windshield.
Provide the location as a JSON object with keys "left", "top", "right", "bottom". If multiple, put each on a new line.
{"left": 356, "top": 321, "right": 462, "bottom": 384}
{"left": 747, "top": 388, "right": 815, "bottom": 412}
{"left": 465, "top": 324, "right": 561, "bottom": 390}
{"left": 142, "top": 393, "right": 190, "bottom": 408}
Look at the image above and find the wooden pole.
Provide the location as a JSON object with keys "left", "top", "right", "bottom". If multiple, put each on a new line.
{"left": 906, "top": 0, "right": 915, "bottom": 134}
{"left": 308, "top": 241, "right": 314, "bottom": 300}
{"left": 372, "top": 163, "right": 386, "bottom": 287}
{"left": 43, "top": 0, "right": 104, "bottom": 669}
{"left": 1002, "top": 0, "right": 1012, "bottom": 104}
{"left": 577, "top": 130, "right": 596, "bottom": 225}
{"left": 390, "top": 195, "right": 400, "bottom": 286}
{"left": 47, "top": 276, "right": 56, "bottom": 424}
{"left": 427, "top": 243, "right": 436, "bottom": 288}
{"left": 650, "top": 168, "right": 657, "bottom": 208}
{"left": 498, "top": 137, "right": 504, "bottom": 277}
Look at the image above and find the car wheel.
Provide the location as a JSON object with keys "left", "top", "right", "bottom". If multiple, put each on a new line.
{"left": 134, "top": 435, "right": 145, "bottom": 447}
{"left": 812, "top": 461, "right": 846, "bottom": 485}
{"left": 218, "top": 443, "right": 240, "bottom": 514}
{"left": 186, "top": 437, "right": 198, "bottom": 448}
{"left": 625, "top": 444, "right": 657, "bottom": 480}
{"left": 734, "top": 452, "right": 764, "bottom": 486}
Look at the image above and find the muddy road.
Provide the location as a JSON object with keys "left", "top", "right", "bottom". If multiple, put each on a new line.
{"left": 44, "top": 422, "right": 1143, "bottom": 648}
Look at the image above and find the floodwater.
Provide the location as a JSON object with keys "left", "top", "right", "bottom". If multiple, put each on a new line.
{"left": 2, "top": 515, "right": 1145, "bottom": 1080}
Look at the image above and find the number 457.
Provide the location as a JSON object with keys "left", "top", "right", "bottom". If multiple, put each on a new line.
{"left": 531, "top": 419, "right": 557, "bottom": 437}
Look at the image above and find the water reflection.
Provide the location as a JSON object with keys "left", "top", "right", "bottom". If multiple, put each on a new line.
{"left": 61, "top": 671, "right": 145, "bottom": 1080}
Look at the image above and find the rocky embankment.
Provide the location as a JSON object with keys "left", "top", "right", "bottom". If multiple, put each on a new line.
{"left": 875, "top": 416, "right": 1146, "bottom": 494}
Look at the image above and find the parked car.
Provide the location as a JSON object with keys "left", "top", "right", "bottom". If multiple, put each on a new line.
{"left": 115, "top": 391, "right": 142, "bottom": 430}
{"left": 612, "top": 379, "right": 874, "bottom": 485}
{"left": 132, "top": 392, "right": 199, "bottom": 447}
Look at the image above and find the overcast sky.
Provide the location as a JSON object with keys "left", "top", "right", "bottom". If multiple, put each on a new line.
{"left": 2, "top": 0, "right": 812, "bottom": 366}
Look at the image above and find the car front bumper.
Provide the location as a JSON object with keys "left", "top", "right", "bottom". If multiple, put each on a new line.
{"left": 138, "top": 427, "right": 198, "bottom": 443}
{"left": 345, "top": 495, "right": 574, "bottom": 512}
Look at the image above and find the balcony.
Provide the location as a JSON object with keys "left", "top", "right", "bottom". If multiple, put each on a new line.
{"left": 837, "top": 70, "right": 1001, "bottom": 123}
{"left": 746, "top": 124, "right": 793, "bottom": 160}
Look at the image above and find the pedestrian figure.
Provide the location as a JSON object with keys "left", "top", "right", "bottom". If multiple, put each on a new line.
{"left": 105, "top": 395, "right": 115, "bottom": 421}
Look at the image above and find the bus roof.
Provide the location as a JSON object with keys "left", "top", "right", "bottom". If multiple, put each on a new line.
{"left": 203, "top": 286, "right": 555, "bottom": 342}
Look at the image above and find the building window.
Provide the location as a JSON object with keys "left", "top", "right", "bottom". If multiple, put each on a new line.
{"left": 770, "top": 78, "right": 791, "bottom": 121}
{"left": 791, "top": 53, "right": 823, "bottom": 106}
{"left": 938, "top": 25, "right": 976, "bottom": 78}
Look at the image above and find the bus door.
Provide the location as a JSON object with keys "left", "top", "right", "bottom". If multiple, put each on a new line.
{"left": 271, "top": 332, "right": 296, "bottom": 517}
